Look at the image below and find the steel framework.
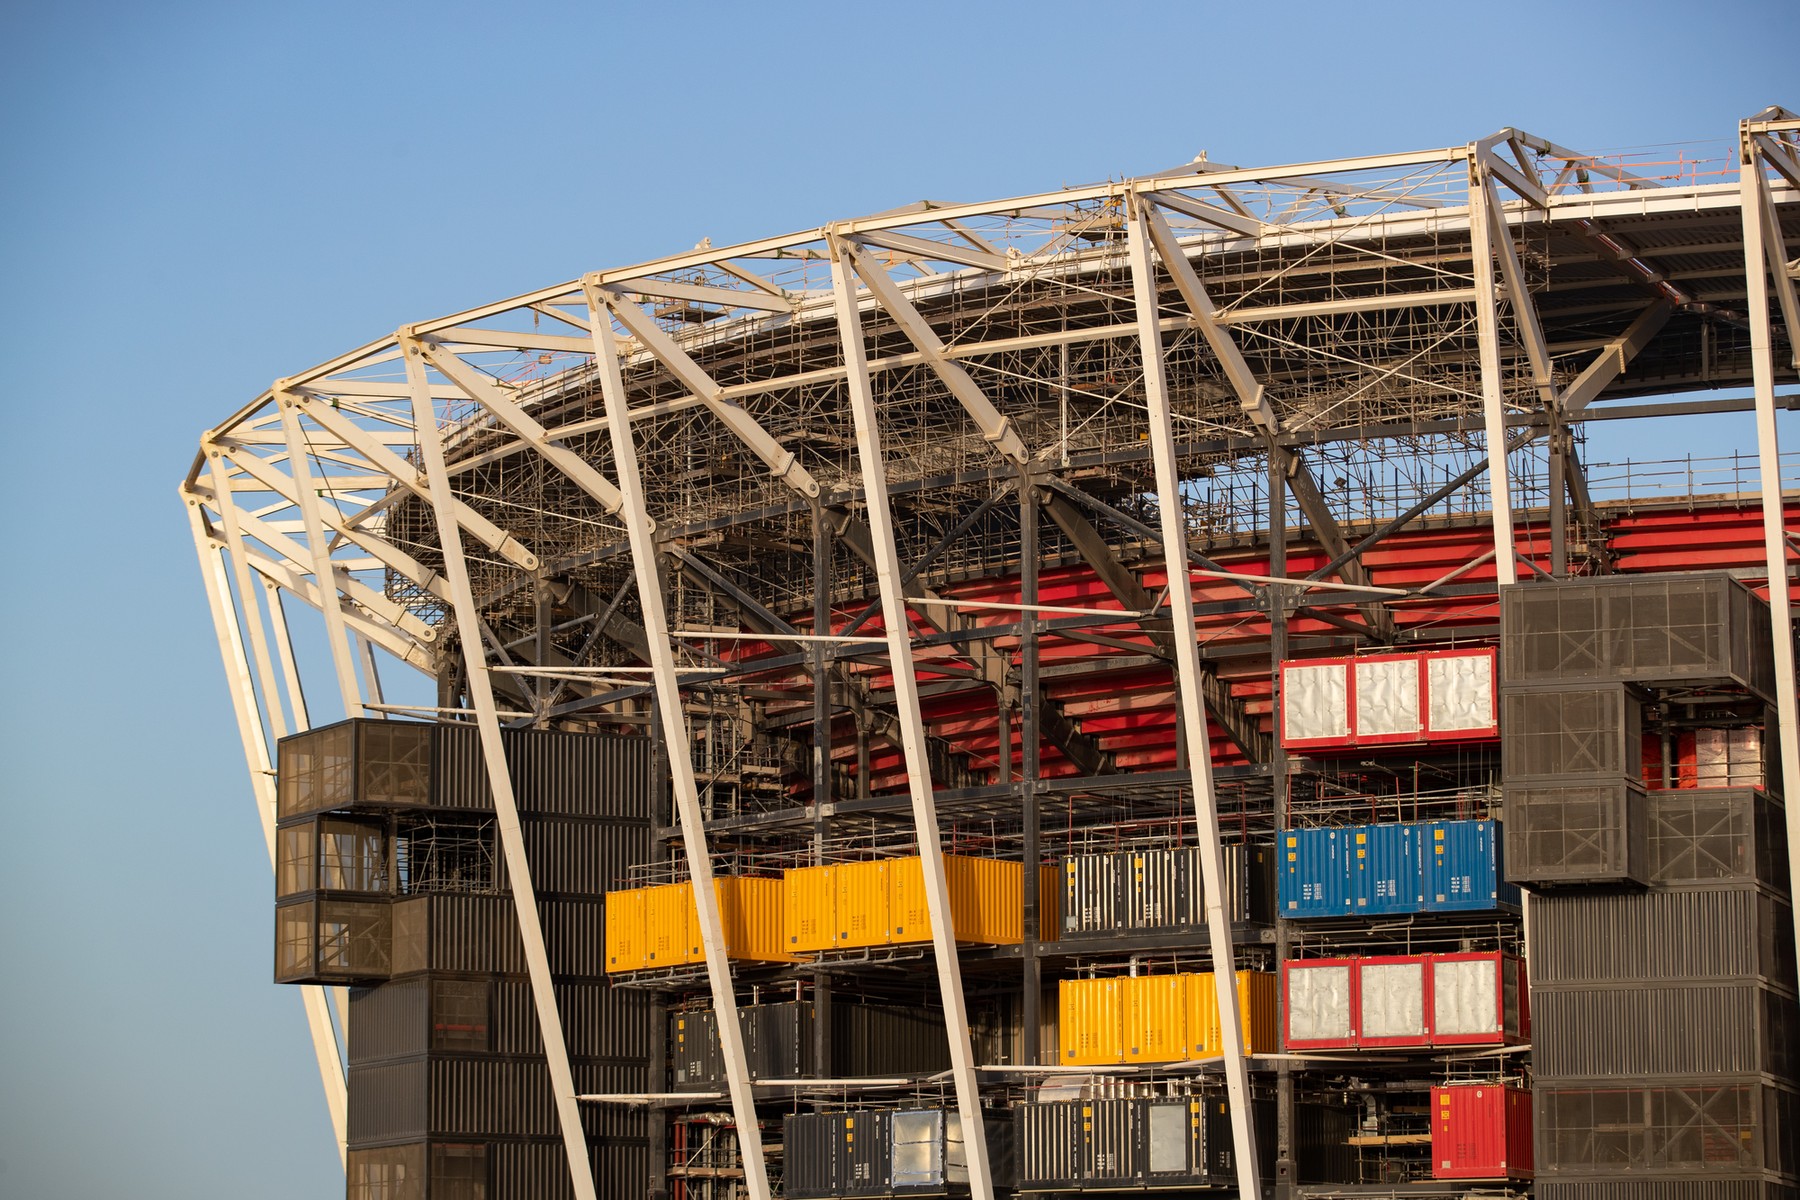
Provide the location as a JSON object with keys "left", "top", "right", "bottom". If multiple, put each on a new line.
{"left": 183, "top": 109, "right": 1800, "bottom": 1197}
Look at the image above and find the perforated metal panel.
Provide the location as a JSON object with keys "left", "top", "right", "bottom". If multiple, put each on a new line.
{"left": 1504, "top": 780, "right": 1649, "bottom": 886}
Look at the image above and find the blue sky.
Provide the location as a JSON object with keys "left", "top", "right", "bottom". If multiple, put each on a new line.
{"left": 1, "top": 1, "right": 1795, "bottom": 1196}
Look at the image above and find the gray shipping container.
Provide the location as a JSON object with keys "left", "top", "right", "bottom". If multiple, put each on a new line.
{"left": 1505, "top": 778, "right": 1649, "bottom": 887}
{"left": 1536, "top": 1076, "right": 1800, "bottom": 1180}
{"left": 1062, "top": 853, "right": 1120, "bottom": 935}
{"left": 1501, "top": 683, "right": 1644, "bottom": 781}
{"left": 1528, "top": 887, "right": 1796, "bottom": 991}
{"left": 1539, "top": 1182, "right": 1800, "bottom": 1200}
{"left": 1501, "top": 573, "right": 1776, "bottom": 700}
{"left": 1532, "top": 981, "right": 1800, "bottom": 1079}
{"left": 1648, "top": 787, "right": 1789, "bottom": 892}
{"left": 670, "top": 1002, "right": 951, "bottom": 1090}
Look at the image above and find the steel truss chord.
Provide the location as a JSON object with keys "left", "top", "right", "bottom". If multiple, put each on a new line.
{"left": 402, "top": 338, "right": 601, "bottom": 1200}
{"left": 1123, "top": 192, "right": 1261, "bottom": 1199}
{"left": 828, "top": 233, "right": 996, "bottom": 1200}
{"left": 581, "top": 281, "right": 774, "bottom": 1200}
{"left": 181, "top": 492, "right": 349, "bottom": 1164}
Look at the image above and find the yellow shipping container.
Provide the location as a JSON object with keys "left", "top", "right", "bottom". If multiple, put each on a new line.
{"left": 835, "top": 859, "right": 890, "bottom": 948}
{"left": 1059, "top": 977, "right": 1126, "bottom": 1065}
{"left": 603, "top": 888, "right": 646, "bottom": 973}
{"left": 642, "top": 882, "right": 692, "bottom": 967}
{"left": 713, "top": 876, "right": 795, "bottom": 963}
{"left": 888, "top": 855, "right": 1028, "bottom": 946}
{"left": 1186, "top": 970, "right": 1278, "bottom": 1057}
{"left": 1123, "top": 974, "right": 1190, "bottom": 1062}
{"left": 783, "top": 864, "right": 836, "bottom": 953}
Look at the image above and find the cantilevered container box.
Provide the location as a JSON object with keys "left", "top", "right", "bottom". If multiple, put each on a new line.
{"left": 1432, "top": 1084, "right": 1532, "bottom": 1180}
{"left": 1280, "top": 647, "right": 1498, "bottom": 751}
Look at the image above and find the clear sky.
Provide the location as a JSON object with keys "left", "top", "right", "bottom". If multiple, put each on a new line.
{"left": 0, "top": 1, "right": 1794, "bottom": 1196}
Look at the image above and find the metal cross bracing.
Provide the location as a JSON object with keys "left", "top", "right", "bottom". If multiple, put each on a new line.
{"left": 181, "top": 114, "right": 1799, "bottom": 1195}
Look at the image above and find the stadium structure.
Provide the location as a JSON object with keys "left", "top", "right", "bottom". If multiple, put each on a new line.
{"left": 183, "top": 108, "right": 1800, "bottom": 1200}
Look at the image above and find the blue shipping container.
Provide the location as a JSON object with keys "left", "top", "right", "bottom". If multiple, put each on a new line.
{"left": 1352, "top": 823, "right": 1423, "bottom": 914}
{"left": 1420, "top": 819, "right": 1520, "bottom": 912}
{"left": 1279, "top": 828, "right": 1352, "bottom": 917}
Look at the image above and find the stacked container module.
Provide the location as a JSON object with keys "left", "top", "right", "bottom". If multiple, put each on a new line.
{"left": 1059, "top": 843, "right": 1275, "bottom": 939}
{"left": 784, "top": 1108, "right": 1011, "bottom": 1199}
{"left": 1278, "top": 819, "right": 1516, "bottom": 918}
{"left": 667, "top": 1000, "right": 952, "bottom": 1089}
{"left": 1013, "top": 1096, "right": 1356, "bottom": 1192}
{"left": 602, "top": 876, "right": 793, "bottom": 972}
{"left": 1282, "top": 952, "right": 1528, "bottom": 1051}
{"left": 1501, "top": 574, "right": 1798, "bottom": 1196}
{"left": 1057, "top": 972, "right": 1278, "bottom": 1065}
{"left": 276, "top": 719, "right": 655, "bottom": 1198}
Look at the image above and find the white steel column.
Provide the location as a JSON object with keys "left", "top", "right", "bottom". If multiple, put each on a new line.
{"left": 182, "top": 493, "right": 348, "bottom": 1166}
{"left": 277, "top": 389, "right": 370, "bottom": 716}
{"left": 1740, "top": 120, "right": 1800, "bottom": 972}
{"left": 1468, "top": 164, "right": 1521, "bottom": 588}
{"left": 1124, "top": 193, "right": 1261, "bottom": 1199}
{"left": 402, "top": 339, "right": 599, "bottom": 1200}
{"left": 582, "top": 281, "right": 772, "bottom": 1200}
{"left": 829, "top": 239, "right": 994, "bottom": 1200}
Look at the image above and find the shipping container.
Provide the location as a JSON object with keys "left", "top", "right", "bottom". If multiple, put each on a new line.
{"left": 1529, "top": 886, "right": 1796, "bottom": 991}
{"left": 1532, "top": 981, "right": 1799, "bottom": 1080}
{"left": 1501, "top": 573, "right": 1776, "bottom": 699}
{"left": 1280, "top": 828, "right": 1352, "bottom": 917}
{"left": 1122, "top": 974, "right": 1188, "bottom": 1062}
{"left": 277, "top": 718, "right": 655, "bottom": 822}
{"left": 1432, "top": 1084, "right": 1532, "bottom": 1180}
{"left": 1505, "top": 778, "right": 1649, "bottom": 887}
{"left": 1059, "top": 978, "right": 1125, "bottom": 1065}
{"left": 837, "top": 859, "right": 892, "bottom": 948}
{"left": 1538, "top": 1182, "right": 1800, "bottom": 1200}
{"left": 1536, "top": 1077, "right": 1800, "bottom": 1179}
{"left": 1061, "top": 853, "right": 1119, "bottom": 936}
{"left": 1502, "top": 682, "right": 1645, "bottom": 781}
{"left": 1649, "top": 788, "right": 1788, "bottom": 890}
{"left": 1280, "top": 648, "right": 1498, "bottom": 751}
{"left": 1431, "top": 952, "right": 1529, "bottom": 1047}
{"left": 1143, "top": 1098, "right": 1211, "bottom": 1187}
{"left": 1283, "top": 958, "right": 1357, "bottom": 1050}
{"left": 784, "top": 1109, "right": 1002, "bottom": 1197}
{"left": 785, "top": 864, "right": 836, "bottom": 952}
{"left": 1016, "top": 1100, "right": 1081, "bottom": 1191}
{"left": 1081, "top": 1097, "right": 1145, "bottom": 1187}
{"left": 1122, "top": 848, "right": 1181, "bottom": 929}
{"left": 603, "top": 887, "right": 645, "bottom": 972}
{"left": 1423, "top": 818, "right": 1520, "bottom": 911}
{"left": 1351, "top": 823, "right": 1421, "bottom": 914}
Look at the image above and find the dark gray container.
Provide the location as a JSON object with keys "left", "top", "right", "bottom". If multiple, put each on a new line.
{"left": 1532, "top": 982, "right": 1800, "bottom": 1079}
{"left": 1502, "top": 683, "right": 1644, "bottom": 781}
{"left": 1061, "top": 853, "right": 1120, "bottom": 936}
{"left": 1505, "top": 778, "right": 1649, "bottom": 886}
{"left": 1649, "top": 788, "right": 1789, "bottom": 892}
{"left": 1015, "top": 1101, "right": 1080, "bottom": 1190}
{"left": 494, "top": 979, "right": 649, "bottom": 1062}
{"left": 670, "top": 1002, "right": 951, "bottom": 1090}
{"left": 783, "top": 1111, "right": 892, "bottom": 1198}
{"left": 1080, "top": 1097, "right": 1144, "bottom": 1187}
{"left": 1143, "top": 1098, "right": 1211, "bottom": 1187}
{"left": 1502, "top": 573, "right": 1776, "bottom": 699}
{"left": 1536, "top": 1076, "right": 1800, "bottom": 1180}
{"left": 1528, "top": 887, "right": 1796, "bottom": 991}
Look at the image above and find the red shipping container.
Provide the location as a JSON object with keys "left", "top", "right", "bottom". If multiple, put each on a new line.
{"left": 1279, "top": 648, "right": 1498, "bottom": 751}
{"left": 1431, "top": 1084, "right": 1532, "bottom": 1180}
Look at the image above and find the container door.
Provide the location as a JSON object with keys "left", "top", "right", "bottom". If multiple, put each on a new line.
{"left": 783, "top": 865, "right": 834, "bottom": 953}
{"left": 1123, "top": 975, "right": 1188, "bottom": 1063}
{"left": 1430, "top": 953, "right": 1503, "bottom": 1045}
{"left": 889, "top": 1109, "right": 944, "bottom": 1189}
{"left": 603, "top": 889, "right": 644, "bottom": 973}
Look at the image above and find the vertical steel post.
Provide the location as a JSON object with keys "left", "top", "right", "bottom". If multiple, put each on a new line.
{"left": 1469, "top": 167, "right": 1521, "bottom": 588}
{"left": 1125, "top": 193, "right": 1261, "bottom": 1197}
{"left": 1268, "top": 448, "right": 1295, "bottom": 1196}
{"left": 811, "top": 503, "right": 834, "bottom": 1078}
{"left": 830, "top": 241, "right": 994, "bottom": 1200}
{"left": 582, "top": 288, "right": 772, "bottom": 1200}
{"left": 183, "top": 494, "right": 349, "bottom": 1166}
{"left": 1740, "top": 125, "right": 1800, "bottom": 975}
{"left": 1020, "top": 475, "right": 1042, "bottom": 1067}
{"left": 402, "top": 342, "right": 599, "bottom": 1200}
